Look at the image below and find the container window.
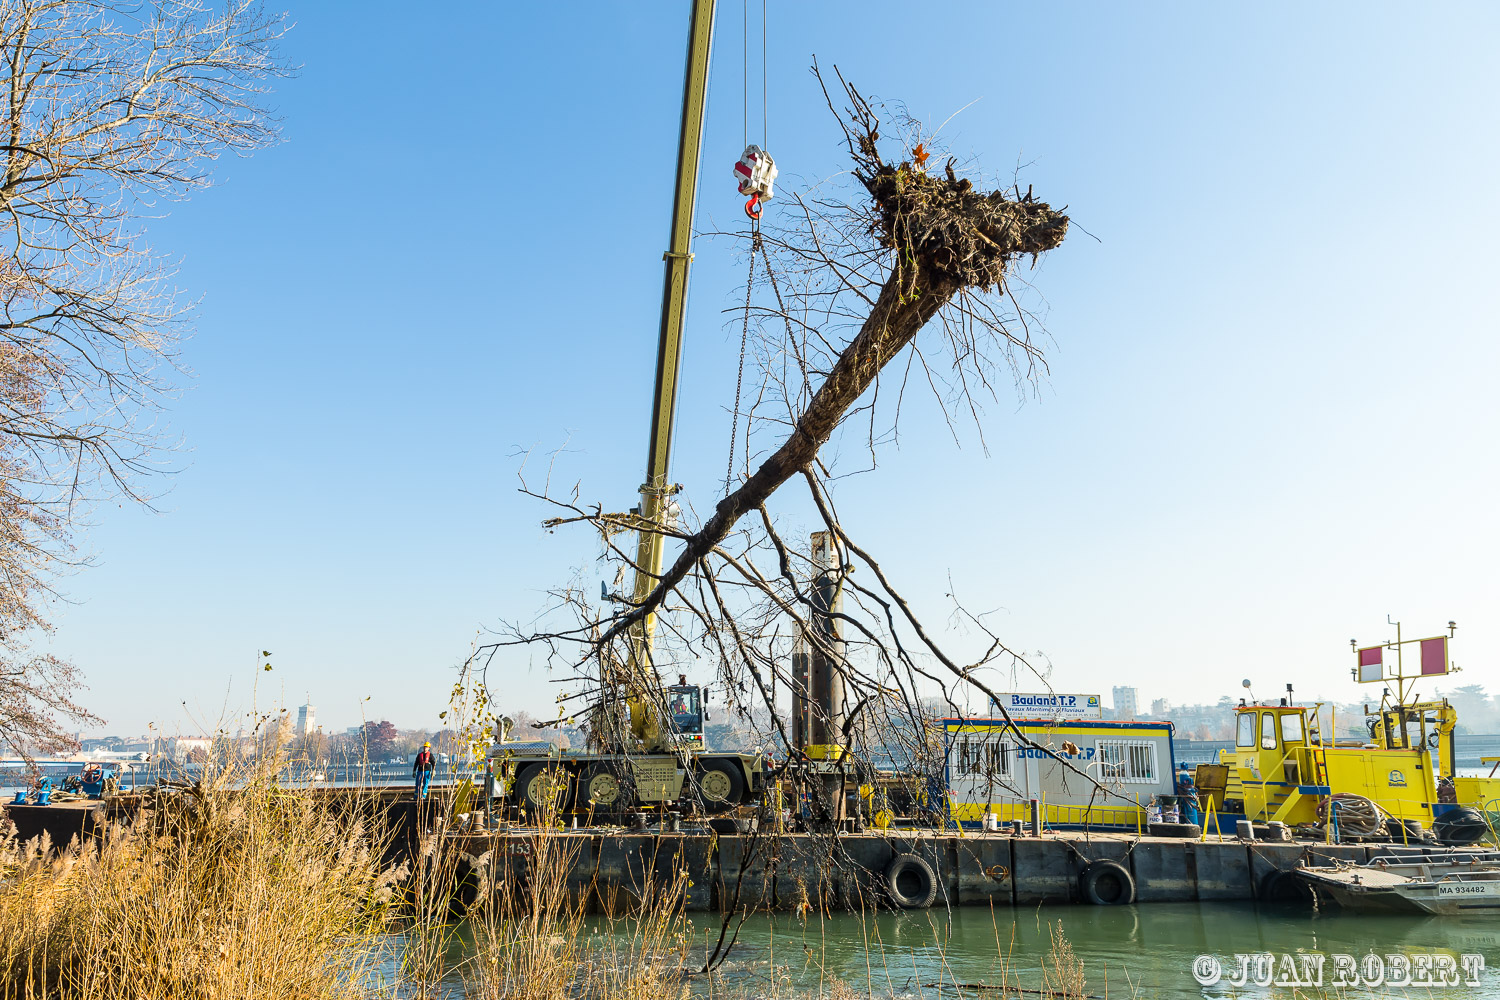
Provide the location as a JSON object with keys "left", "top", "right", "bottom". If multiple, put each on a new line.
{"left": 1260, "top": 712, "right": 1278, "bottom": 750}
{"left": 1097, "top": 740, "right": 1157, "bottom": 783}
{"left": 1236, "top": 712, "right": 1256, "bottom": 748}
{"left": 984, "top": 741, "right": 1013, "bottom": 778}
{"left": 1280, "top": 713, "right": 1304, "bottom": 744}
{"left": 953, "top": 736, "right": 1011, "bottom": 779}
{"left": 1098, "top": 742, "right": 1125, "bottom": 780}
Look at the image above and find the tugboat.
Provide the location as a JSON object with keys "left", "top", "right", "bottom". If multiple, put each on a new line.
{"left": 1196, "top": 621, "right": 1498, "bottom": 845}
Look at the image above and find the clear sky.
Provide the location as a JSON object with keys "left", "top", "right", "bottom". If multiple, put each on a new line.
{"left": 47, "top": 2, "right": 1500, "bottom": 738}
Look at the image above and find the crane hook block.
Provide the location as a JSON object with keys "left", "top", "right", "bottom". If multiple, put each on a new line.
{"left": 733, "top": 145, "right": 777, "bottom": 217}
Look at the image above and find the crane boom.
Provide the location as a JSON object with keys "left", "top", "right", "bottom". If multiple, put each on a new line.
{"left": 491, "top": 0, "right": 765, "bottom": 816}
{"left": 627, "top": 0, "right": 716, "bottom": 748}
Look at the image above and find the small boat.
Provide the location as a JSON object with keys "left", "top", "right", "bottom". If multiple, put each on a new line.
{"left": 1297, "top": 857, "right": 1500, "bottom": 914}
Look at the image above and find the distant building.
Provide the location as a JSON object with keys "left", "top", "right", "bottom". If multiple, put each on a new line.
{"left": 296, "top": 702, "right": 316, "bottom": 737}
{"left": 1112, "top": 686, "right": 1138, "bottom": 720}
{"left": 1150, "top": 698, "right": 1172, "bottom": 718}
{"left": 169, "top": 736, "right": 212, "bottom": 761}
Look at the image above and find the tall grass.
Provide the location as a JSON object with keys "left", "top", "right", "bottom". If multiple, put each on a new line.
{"left": 0, "top": 758, "right": 403, "bottom": 1000}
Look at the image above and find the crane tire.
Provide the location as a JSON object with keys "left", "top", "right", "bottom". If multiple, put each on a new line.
{"left": 578, "top": 763, "right": 632, "bottom": 815}
{"left": 1079, "top": 860, "right": 1135, "bottom": 905}
{"left": 694, "top": 760, "right": 745, "bottom": 813}
{"left": 515, "top": 763, "right": 571, "bottom": 815}
{"left": 885, "top": 853, "right": 939, "bottom": 909}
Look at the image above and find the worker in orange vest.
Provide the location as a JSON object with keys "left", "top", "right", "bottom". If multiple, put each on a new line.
{"left": 413, "top": 741, "right": 435, "bottom": 800}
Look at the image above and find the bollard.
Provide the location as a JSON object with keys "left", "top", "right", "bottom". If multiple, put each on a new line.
{"left": 1236, "top": 819, "right": 1255, "bottom": 840}
{"left": 1029, "top": 798, "right": 1042, "bottom": 837}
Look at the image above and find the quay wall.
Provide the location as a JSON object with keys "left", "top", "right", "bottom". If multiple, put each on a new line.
{"left": 10, "top": 792, "right": 1492, "bottom": 914}
{"left": 455, "top": 829, "right": 1495, "bottom": 913}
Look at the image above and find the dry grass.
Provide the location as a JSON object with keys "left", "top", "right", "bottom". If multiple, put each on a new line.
{"left": 0, "top": 760, "right": 403, "bottom": 1000}
{"left": 455, "top": 822, "right": 691, "bottom": 1000}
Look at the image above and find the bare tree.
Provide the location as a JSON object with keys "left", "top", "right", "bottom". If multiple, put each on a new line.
{"left": 482, "top": 68, "right": 1084, "bottom": 793}
{"left": 0, "top": 0, "right": 289, "bottom": 757}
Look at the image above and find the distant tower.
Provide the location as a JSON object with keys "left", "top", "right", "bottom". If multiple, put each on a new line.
{"left": 1112, "top": 686, "right": 1138, "bottom": 720}
{"left": 296, "top": 700, "right": 316, "bottom": 737}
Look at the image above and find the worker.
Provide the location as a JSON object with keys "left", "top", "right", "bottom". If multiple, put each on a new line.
{"left": 1175, "top": 763, "right": 1201, "bottom": 826}
{"left": 413, "top": 741, "right": 435, "bottom": 800}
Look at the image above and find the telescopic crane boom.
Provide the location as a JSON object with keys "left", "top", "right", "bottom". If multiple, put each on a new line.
{"left": 622, "top": 0, "right": 716, "bottom": 752}
{"left": 491, "top": 0, "right": 763, "bottom": 817}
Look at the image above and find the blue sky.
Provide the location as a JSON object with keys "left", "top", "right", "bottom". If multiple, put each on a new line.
{"left": 49, "top": 2, "right": 1500, "bottom": 737}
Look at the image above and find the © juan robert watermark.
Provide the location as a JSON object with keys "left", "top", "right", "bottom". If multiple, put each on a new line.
{"left": 1192, "top": 952, "right": 1485, "bottom": 988}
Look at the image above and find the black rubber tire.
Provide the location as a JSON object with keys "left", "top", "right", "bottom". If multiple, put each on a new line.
{"left": 885, "top": 852, "right": 939, "bottom": 909}
{"left": 515, "top": 763, "right": 571, "bottom": 814}
{"left": 694, "top": 760, "right": 745, "bottom": 814}
{"left": 1434, "top": 807, "right": 1488, "bottom": 847}
{"left": 578, "top": 763, "right": 632, "bottom": 815}
{"left": 1147, "top": 822, "right": 1201, "bottom": 839}
{"left": 1259, "top": 869, "right": 1315, "bottom": 905}
{"left": 1079, "top": 860, "right": 1135, "bottom": 905}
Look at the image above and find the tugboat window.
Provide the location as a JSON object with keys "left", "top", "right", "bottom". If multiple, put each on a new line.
{"left": 1280, "top": 713, "right": 1304, "bottom": 744}
{"left": 1260, "top": 712, "right": 1278, "bottom": 750}
{"left": 1236, "top": 712, "right": 1256, "bottom": 748}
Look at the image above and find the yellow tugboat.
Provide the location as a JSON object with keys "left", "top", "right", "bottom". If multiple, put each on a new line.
{"left": 1201, "top": 621, "right": 1499, "bottom": 845}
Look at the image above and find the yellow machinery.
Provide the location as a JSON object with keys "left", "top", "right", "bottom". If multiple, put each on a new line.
{"left": 1213, "top": 622, "right": 1500, "bottom": 841}
{"left": 1216, "top": 698, "right": 1443, "bottom": 829}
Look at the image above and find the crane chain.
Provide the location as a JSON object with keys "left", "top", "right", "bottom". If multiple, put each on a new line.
{"left": 756, "top": 227, "right": 807, "bottom": 394}
{"left": 724, "top": 229, "right": 759, "bottom": 497}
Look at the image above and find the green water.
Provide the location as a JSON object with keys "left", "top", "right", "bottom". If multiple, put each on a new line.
{"left": 396, "top": 903, "right": 1500, "bottom": 998}
{"left": 675, "top": 903, "right": 1500, "bottom": 998}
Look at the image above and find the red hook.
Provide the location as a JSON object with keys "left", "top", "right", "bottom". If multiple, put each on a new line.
{"left": 744, "top": 193, "right": 762, "bottom": 220}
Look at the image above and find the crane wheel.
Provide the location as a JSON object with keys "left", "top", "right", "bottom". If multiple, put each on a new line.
{"left": 515, "top": 764, "right": 571, "bottom": 817}
{"left": 579, "top": 763, "right": 632, "bottom": 815}
{"left": 694, "top": 760, "right": 745, "bottom": 813}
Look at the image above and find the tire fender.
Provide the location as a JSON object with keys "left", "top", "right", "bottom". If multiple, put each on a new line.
{"left": 1079, "top": 860, "right": 1135, "bottom": 905}
{"left": 885, "top": 852, "right": 939, "bottom": 909}
{"left": 1259, "top": 868, "right": 1315, "bottom": 904}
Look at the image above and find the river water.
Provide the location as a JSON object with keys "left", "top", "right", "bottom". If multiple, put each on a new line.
{"left": 393, "top": 902, "right": 1500, "bottom": 998}
{"left": 687, "top": 904, "right": 1500, "bottom": 998}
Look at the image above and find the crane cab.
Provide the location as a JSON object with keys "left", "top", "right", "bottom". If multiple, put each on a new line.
{"left": 666, "top": 675, "right": 707, "bottom": 749}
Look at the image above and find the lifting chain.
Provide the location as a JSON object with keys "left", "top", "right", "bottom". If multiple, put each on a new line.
{"left": 724, "top": 228, "right": 759, "bottom": 497}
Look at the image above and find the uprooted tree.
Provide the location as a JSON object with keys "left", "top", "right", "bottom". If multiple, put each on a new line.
{"left": 475, "top": 68, "right": 1118, "bottom": 866}
{"left": 0, "top": 1, "right": 289, "bottom": 757}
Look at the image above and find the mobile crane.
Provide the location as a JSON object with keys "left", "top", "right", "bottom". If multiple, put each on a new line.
{"left": 492, "top": 0, "right": 764, "bottom": 820}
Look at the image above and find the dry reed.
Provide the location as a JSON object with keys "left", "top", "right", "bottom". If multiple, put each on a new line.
{"left": 455, "top": 812, "right": 692, "bottom": 1000}
{"left": 0, "top": 759, "right": 403, "bottom": 1000}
